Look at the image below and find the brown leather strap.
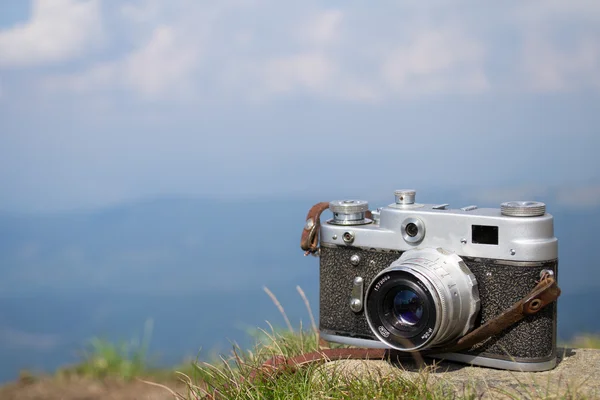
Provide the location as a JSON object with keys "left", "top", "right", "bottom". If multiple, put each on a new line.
{"left": 300, "top": 202, "right": 330, "bottom": 255}
{"left": 432, "top": 274, "right": 560, "bottom": 354}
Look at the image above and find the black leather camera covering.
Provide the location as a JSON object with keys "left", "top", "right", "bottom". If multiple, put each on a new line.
{"left": 319, "top": 245, "right": 558, "bottom": 362}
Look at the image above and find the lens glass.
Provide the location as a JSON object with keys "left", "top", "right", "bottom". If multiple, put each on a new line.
{"left": 366, "top": 270, "right": 437, "bottom": 350}
{"left": 393, "top": 289, "right": 424, "bottom": 326}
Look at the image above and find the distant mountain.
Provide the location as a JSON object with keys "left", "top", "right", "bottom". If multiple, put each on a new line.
{"left": 0, "top": 198, "right": 319, "bottom": 295}
{"left": 0, "top": 193, "right": 598, "bottom": 383}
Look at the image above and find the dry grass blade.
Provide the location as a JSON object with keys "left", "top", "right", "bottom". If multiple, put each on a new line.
{"left": 263, "top": 286, "right": 293, "bottom": 332}
{"left": 137, "top": 377, "right": 185, "bottom": 399}
{"left": 259, "top": 323, "right": 285, "bottom": 356}
{"left": 296, "top": 285, "right": 317, "bottom": 333}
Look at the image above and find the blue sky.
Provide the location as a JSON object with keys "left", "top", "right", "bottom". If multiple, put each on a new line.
{"left": 0, "top": 0, "right": 599, "bottom": 213}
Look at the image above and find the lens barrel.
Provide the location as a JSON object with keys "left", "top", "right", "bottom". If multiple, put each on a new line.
{"left": 365, "top": 248, "right": 480, "bottom": 351}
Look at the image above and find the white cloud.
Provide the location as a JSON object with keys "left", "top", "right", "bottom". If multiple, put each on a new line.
{"left": 262, "top": 52, "right": 337, "bottom": 94}
{"left": 120, "top": 0, "right": 161, "bottom": 24}
{"left": 121, "top": 25, "right": 200, "bottom": 98}
{"left": 522, "top": 33, "right": 600, "bottom": 92}
{"left": 514, "top": 1, "right": 600, "bottom": 92}
{"left": 44, "top": 24, "right": 201, "bottom": 100}
{"left": 0, "top": 0, "right": 103, "bottom": 68}
{"left": 381, "top": 25, "right": 489, "bottom": 95}
{"left": 515, "top": 0, "right": 600, "bottom": 23}
{"left": 296, "top": 9, "right": 343, "bottom": 47}
{"left": 33, "top": 0, "right": 600, "bottom": 103}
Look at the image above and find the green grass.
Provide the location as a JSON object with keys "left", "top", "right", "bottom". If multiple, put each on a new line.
{"left": 175, "top": 326, "right": 466, "bottom": 400}
{"left": 562, "top": 334, "right": 600, "bottom": 350}
{"left": 57, "top": 318, "right": 159, "bottom": 381}
{"left": 59, "top": 337, "right": 148, "bottom": 380}
{"left": 170, "top": 328, "right": 600, "bottom": 400}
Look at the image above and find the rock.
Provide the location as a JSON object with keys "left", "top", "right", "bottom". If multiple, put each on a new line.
{"left": 314, "top": 347, "right": 600, "bottom": 399}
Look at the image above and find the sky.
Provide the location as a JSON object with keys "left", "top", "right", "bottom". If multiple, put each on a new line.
{"left": 0, "top": 0, "right": 599, "bottom": 213}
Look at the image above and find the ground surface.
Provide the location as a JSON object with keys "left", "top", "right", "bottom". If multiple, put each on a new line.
{"left": 0, "top": 376, "right": 188, "bottom": 400}
{"left": 317, "top": 347, "right": 600, "bottom": 399}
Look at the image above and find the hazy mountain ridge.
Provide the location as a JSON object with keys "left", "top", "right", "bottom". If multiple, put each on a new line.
{"left": 0, "top": 198, "right": 317, "bottom": 295}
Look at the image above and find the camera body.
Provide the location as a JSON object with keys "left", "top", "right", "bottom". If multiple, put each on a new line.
{"left": 318, "top": 190, "right": 558, "bottom": 371}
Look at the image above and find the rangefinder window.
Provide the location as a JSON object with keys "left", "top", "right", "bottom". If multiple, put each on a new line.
{"left": 472, "top": 225, "right": 499, "bottom": 245}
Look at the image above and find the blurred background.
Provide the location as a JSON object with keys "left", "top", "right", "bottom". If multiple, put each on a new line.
{"left": 0, "top": 0, "right": 599, "bottom": 383}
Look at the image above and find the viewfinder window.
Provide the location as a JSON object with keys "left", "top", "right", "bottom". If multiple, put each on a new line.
{"left": 472, "top": 225, "right": 498, "bottom": 245}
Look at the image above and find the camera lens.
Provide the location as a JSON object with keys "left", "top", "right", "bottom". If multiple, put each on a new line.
{"left": 393, "top": 290, "right": 423, "bottom": 326}
{"left": 405, "top": 223, "right": 419, "bottom": 237}
{"left": 365, "top": 248, "right": 480, "bottom": 352}
{"left": 370, "top": 274, "right": 434, "bottom": 347}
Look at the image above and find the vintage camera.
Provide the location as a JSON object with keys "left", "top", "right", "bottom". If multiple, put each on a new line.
{"left": 316, "top": 189, "right": 558, "bottom": 371}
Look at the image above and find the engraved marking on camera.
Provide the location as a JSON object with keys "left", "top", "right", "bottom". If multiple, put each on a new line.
{"left": 350, "top": 254, "right": 361, "bottom": 266}
{"left": 421, "top": 327, "right": 433, "bottom": 340}
{"left": 373, "top": 275, "right": 390, "bottom": 291}
{"left": 415, "top": 278, "right": 429, "bottom": 293}
{"left": 378, "top": 326, "right": 391, "bottom": 338}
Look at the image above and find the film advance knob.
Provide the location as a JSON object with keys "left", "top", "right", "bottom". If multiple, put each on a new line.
{"left": 329, "top": 200, "right": 369, "bottom": 214}
{"left": 500, "top": 201, "right": 546, "bottom": 217}
{"left": 329, "top": 200, "right": 370, "bottom": 226}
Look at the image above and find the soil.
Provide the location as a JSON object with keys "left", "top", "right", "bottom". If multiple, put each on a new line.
{"left": 0, "top": 375, "right": 189, "bottom": 400}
